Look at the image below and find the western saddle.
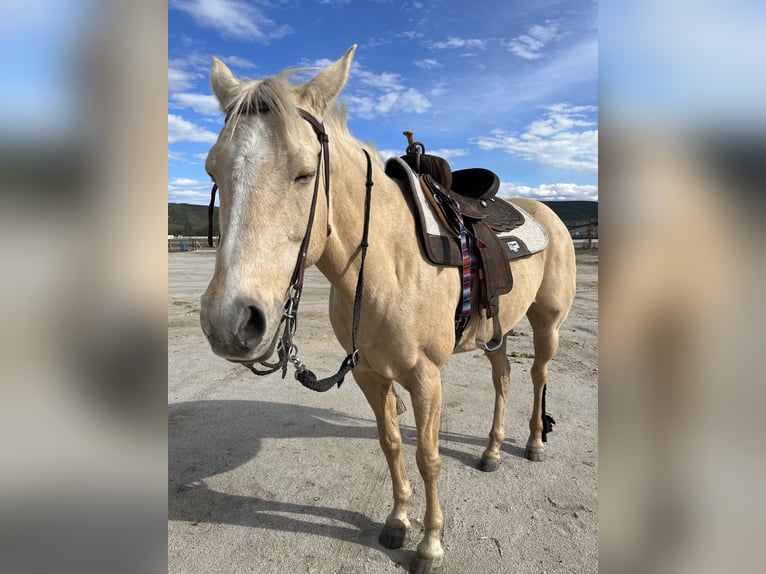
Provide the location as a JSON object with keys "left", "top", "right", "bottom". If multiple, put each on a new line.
{"left": 398, "top": 132, "right": 526, "bottom": 350}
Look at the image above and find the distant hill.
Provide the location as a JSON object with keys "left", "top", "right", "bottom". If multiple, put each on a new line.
{"left": 540, "top": 200, "right": 598, "bottom": 228}
{"left": 168, "top": 203, "right": 218, "bottom": 236}
{"left": 168, "top": 200, "right": 597, "bottom": 236}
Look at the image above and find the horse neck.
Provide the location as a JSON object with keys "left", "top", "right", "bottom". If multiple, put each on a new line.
{"left": 315, "top": 136, "right": 401, "bottom": 291}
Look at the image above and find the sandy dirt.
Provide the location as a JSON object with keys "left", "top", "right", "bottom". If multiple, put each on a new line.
{"left": 168, "top": 250, "right": 598, "bottom": 573}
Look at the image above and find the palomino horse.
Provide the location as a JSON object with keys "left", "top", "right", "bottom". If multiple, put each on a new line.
{"left": 200, "top": 46, "right": 576, "bottom": 574}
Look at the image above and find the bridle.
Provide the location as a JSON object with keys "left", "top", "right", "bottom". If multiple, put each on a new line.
{"left": 207, "top": 107, "right": 374, "bottom": 392}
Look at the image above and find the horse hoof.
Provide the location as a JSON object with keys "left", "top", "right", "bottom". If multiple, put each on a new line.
{"left": 409, "top": 555, "right": 444, "bottom": 574}
{"left": 477, "top": 456, "right": 500, "bottom": 472}
{"left": 379, "top": 525, "right": 407, "bottom": 549}
{"left": 525, "top": 445, "right": 546, "bottom": 461}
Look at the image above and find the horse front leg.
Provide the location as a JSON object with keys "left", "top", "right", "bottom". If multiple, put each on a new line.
{"left": 355, "top": 372, "right": 413, "bottom": 549}
{"left": 405, "top": 365, "right": 444, "bottom": 574}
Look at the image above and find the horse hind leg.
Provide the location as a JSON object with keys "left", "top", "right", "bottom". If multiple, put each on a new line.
{"left": 525, "top": 303, "right": 565, "bottom": 461}
{"left": 355, "top": 372, "right": 413, "bottom": 549}
{"left": 478, "top": 335, "right": 510, "bottom": 472}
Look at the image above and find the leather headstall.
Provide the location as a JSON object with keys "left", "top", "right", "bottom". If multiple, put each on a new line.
{"left": 205, "top": 106, "right": 374, "bottom": 393}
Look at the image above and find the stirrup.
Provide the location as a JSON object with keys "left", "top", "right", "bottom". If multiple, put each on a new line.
{"left": 478, "top": 311, "right": 504, "bottom": 352}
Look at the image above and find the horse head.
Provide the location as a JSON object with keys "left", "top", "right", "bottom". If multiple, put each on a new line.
{"left": 200, "top": 46, "right": 356, "bottom": 362}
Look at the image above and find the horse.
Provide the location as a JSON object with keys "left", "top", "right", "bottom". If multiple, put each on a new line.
{"left": 199, "top": 45, "right": 576, "bottom": 574}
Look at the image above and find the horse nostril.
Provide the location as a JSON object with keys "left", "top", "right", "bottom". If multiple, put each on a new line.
{"left": 237, "top": 304, "right": 266, "bottom": 349}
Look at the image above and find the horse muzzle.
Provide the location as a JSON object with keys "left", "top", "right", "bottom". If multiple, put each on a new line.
{"left": 200, "top": 295, "right": 275, "bottom": 361}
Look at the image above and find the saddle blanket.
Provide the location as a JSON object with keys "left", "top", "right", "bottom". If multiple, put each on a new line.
{"left": 385, "top": 157, "right": 548, "bottom": 268}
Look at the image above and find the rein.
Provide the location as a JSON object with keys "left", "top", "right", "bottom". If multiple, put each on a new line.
{"left": 207, "top": 108, "right": 373, "bottom": 392}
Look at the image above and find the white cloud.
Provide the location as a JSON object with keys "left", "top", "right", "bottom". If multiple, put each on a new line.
{"left": 430, "top": 36, "right": 487, "bottom": 50}
{"left": 472, "top": 103, "right": 597, "bottom": 175}
{"left": 375, "top": 92, "right": 400, "bottom": 115}
{"left": 498, "top": 182, "right": 598, "bottom": 201}
{"left": 414, "top": 58, "right": 441, "bottom": 69}
{"left": 343, "top": 63, "right": 432, "bottom": 119}
{"left": 168, "top": 54, "right": 255, "bottom": 100}
{"left": 347, "top": 88, "right": 431, "bottom": 119}
{"left": 221, "top": 55, "right": 256, "bottom": 70}
{"left": 168, "top": 151, "right": 211, "bottom": 165}
{"left": 347, "top": 96, "right": 390, "bottom": 119}
{"left": 400, "top": 30, "right": 423, "bottom": 40}
{"left": 356, "top": 69, "right": 404, "bottom": 91}
{"left": 168, "top": 189, "right": 214, "bottom": 204}
{"left": 168, "top": 176, "right": 212, "bottom": 204}
{"left": 397, "top": 88, "right": 431, "bottom": 113}
{"left": 168, "top": 150, "right": 188, "bottom": 163}
{"left": 526, "top": 103, "right": 596, "bottom": 136}
{"left": 171, "top": 93, "right": 221, "bottom": 116}
{"left": 169, "top": 55, "right": 207, "bottom": 74}
{"left": 345, "top": 96, "right": 375, "bottom": 118}
{"left": 170, "top": 0, "right": 291, "bottom": 42}
{"left": 427, "top": 148, "right": 469, "bottom": 159}
{"left": 505, "top": 22, "right": 561, "bottom": 60}
{"left": 311, "top": 58, "right": 335, "bottom": 68}
{"left": 169, "top": 67, "right": 195, "bottom": 92}
{"left": 170, "top": 177, "right": 204, "bottom": 186}
{"left": 168, "top": 114, "right": 219, "bottom": 144}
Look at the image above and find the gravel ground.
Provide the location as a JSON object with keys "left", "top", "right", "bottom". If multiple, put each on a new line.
{"left": 168, "top": 250, "right": 598, "bottom": 574}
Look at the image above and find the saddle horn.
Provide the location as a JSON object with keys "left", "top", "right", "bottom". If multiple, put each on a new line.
{"left": 401, "top": 131, "right": 452, "bottom": 190}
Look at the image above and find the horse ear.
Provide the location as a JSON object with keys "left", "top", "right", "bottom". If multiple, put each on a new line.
{"left": 300, "top": 45, "right": 356, "bottom": 117}
{"left": 210, "top": 58, "right": 240, "bottom": 109}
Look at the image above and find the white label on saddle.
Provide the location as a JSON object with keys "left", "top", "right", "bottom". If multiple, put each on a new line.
{"left": 507, "top": 240, "right": 520, "bottom": 252}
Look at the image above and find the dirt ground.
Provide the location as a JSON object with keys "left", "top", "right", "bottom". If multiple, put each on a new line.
{"left": 168, "top": 250, "right": 598, "bottom": 574}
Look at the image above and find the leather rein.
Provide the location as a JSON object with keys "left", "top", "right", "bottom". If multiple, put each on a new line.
{"left": 207, "top": 108, "right": 374, "bottom": 392}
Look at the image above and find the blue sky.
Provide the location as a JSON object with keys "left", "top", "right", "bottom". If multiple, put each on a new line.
{"left": 168, "top": 0, "right": 598, "bottom": 204}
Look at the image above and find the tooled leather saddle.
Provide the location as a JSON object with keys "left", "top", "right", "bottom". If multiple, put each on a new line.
{"left": 386, "top": 132, "right": 548, "bottom": 350}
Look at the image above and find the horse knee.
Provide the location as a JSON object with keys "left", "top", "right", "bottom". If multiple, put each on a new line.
{"left": 416, "top": 448, "right": 441, "bottom": 477}
{"left": 379, "top": 433, "right": 402, "bottom": 457}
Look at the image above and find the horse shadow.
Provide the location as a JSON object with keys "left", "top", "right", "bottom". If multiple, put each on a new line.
{"left": 168, "top": 399, "right": 526, "bottom": 561}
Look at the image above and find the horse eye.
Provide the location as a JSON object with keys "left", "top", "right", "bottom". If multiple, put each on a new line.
{"left": 294, "top": 173, "right": 315, "bottom": 184}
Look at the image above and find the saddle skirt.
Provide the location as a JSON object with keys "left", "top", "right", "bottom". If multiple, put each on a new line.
{"left": 385, "top": 157, "right": 548, "bottom": 268}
